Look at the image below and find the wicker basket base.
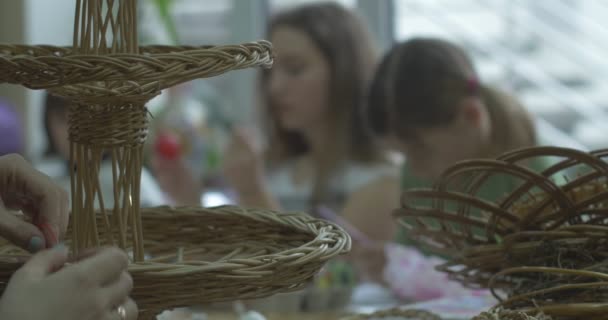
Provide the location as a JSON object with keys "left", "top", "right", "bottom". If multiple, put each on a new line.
{"left": 0, "top": 206, "right": 351, "bottom": 319}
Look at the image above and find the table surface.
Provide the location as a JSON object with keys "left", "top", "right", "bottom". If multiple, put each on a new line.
{"left": 157, "top": 288, "right": 496, "bottom": 320}
{"left": 161, "top": 311, "right": 342, "bottom": 320}
{"left": 207, "top": 312, "right": 341, "bottom": 320}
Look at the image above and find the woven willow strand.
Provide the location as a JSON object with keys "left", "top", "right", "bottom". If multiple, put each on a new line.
{"left": 68, "top": 0, "right": 146, "bottom": 260}
{"left": 396, "top": 147, "right": 608, "bottom": 319}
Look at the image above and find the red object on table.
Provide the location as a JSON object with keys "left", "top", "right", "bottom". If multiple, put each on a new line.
{"left": 155, "top": 132, "right": 182, "bottom": 160}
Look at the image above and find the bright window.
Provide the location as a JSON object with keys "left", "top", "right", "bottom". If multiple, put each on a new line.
{"left": 393, "top": 0, "right": 608, "bottom": 149}
{"left": 268, "top": 0, "right": 356, "bottom": 12}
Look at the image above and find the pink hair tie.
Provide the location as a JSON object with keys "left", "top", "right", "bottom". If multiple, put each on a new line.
{"left": 467, "top": 78, "right": 479, "bottom": 94}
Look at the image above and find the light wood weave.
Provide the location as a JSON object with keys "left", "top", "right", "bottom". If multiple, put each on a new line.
{"left": 0, "top": 206, "right": 350, "bottom": 318}
{"left": 395, "top": 147, "right": 608, "bottom": 319}
{"left": 395, "top": 147, "right": 608, "bottom": 254}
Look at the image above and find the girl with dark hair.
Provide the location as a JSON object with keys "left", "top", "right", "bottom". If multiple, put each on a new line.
{"left": 368, "top": 37, "right": 539, "bottom": 227}
{"left": 367, "top": 37, "right": 536, "bottom": 183}
{"left": 367, "top": 37, "right": 539, "bottom": 302}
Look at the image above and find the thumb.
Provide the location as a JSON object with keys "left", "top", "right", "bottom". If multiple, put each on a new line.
{"left": 0, "top": 209, "right": 46, "bottom": 252}
{"left": 20, "top": 245, "right": 69, "bottom": 278}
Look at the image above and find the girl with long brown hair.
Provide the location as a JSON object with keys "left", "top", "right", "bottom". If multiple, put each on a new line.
{"left": 155, "top": 3, "right": 401, "bottom": 282}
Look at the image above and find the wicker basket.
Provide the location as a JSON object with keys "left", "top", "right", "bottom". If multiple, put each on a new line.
{"left": 394, "top": 147, "right": 608, "bottom": 319}
{"left": 437, "top": 224, "right": 608, "bottom": 289}
{"left": 395, "top": 147, "right": 608, "bottom": 255}
{"left": 0, "top": 42, "right": 273, "bottom": 97}
{"left": 489, "top": 266, "right": 608, "bottom": 318}
{"left": 0, "top": 206, "right": 350, "bottom": 318}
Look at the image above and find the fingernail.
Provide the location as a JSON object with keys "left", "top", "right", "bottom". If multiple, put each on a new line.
{"left": 27, "top": 236, "right": 44, "bottom": 253}
{"left": 38, "top": 222, "right": 58, "bottom": 246}
{"left": 53, "top": 243, "right": 68, "bottom": 254}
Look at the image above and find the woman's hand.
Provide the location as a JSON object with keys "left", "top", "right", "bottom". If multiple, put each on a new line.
{"left": 349, "top": 241, "right": 387, "bottom": 284}
{"left": 0, "top": 154, "right": 69, "bottom": 251}
{"left": 340, "top": 175, "right": 401, "bottom": 284}
{"left": 151, "top": 156, "right": 203, "bottom": 206}
{"left": 222, "top": 129, "right": 279, "bottom": 209}
{"left": 0, "top": 246, "right": 137, "bottom": 320}
{"left": 222, "top": 128, "right": 265, "bottom": 196}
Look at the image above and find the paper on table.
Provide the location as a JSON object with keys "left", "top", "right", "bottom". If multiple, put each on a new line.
{"left": 383, "top": 244, "right": 485, "bottom": 301}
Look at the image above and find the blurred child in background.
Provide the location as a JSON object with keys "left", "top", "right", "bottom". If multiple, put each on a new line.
{"left": 366, "top": 37, "right": 537, "bottom": 302}
{"left": 153, "top": 2, "right": 401, "bottom": 295}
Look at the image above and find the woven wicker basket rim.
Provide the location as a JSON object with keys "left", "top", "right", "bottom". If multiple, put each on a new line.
{"left": 0, "top": 205, "right": 351, "bottom": 276}
{"left": 0, "top": 41, "right": 273, "bottom": 89}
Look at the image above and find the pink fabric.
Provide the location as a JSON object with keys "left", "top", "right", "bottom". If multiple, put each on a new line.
{"left": 383, "top": 243, "right": 488, "bottom": 302}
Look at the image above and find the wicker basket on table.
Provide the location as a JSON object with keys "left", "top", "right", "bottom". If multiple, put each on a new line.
{"left": 0, "top": 1, "right": 350, "bottom": 319}
{"left": 392, "top": 146, "right": 608, "bottom": 319}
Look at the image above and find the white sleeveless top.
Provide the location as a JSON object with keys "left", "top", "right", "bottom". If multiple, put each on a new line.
{"left": 266, "top": 159, "right": 399, "bottom": 214}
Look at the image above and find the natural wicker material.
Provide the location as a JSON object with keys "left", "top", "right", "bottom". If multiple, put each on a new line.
{"left": 0, "top": 43, "right": 273, "bottom": 92}
{"left": 0, "top": 206, "right": 350, "bottom": 318}
{"left": 395, "top": 146, "right": 608, "bottom": 255}
{"left": 340, "top": 308, "right": 441, "bottom": 320}
{"left": 489, "top": 267, "right": 608, "bottom": 318}
{"left": 437, "top": 225, "right": 608, "bottom": 288}
{"left": 472, "top": 308, "right": 552, "bottom": 320}
{"left": 0, "top": 0, "right": 351, "bottom": 318}
{"left": 394, "top": 146, "right": 608, "bottom": 319}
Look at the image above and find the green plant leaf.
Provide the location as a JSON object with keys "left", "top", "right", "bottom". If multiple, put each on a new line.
{"left": 151, "top": 0, "right": 180, "bottom": 44}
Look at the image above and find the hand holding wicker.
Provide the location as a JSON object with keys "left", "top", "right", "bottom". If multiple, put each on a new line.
{"left": 151, "top": 155, "right": 203, "bottom": 206}
{"left": 0, "top": 246, "right": 137, "bottom": 320}
{"left": 0, "top": 154, "right": 69, "bottom": 251}
{"left": 222, "top": 127, "right": 267, "bottom": 199}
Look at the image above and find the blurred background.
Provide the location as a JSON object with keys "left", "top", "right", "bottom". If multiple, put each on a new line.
{"left": 2, "top": 0, "right": 606, "bottom": 163}
{"left": 1, "top": 0, "right": 606, "bottom": 317}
